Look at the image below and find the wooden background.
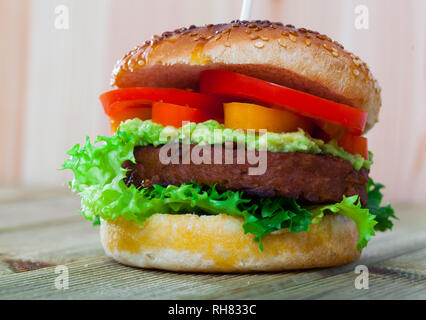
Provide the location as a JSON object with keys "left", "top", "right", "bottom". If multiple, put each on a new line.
{"left": 1, "top": 0, "right": 425, "bottom": 205}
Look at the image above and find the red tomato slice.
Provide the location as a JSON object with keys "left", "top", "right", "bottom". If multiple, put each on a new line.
{"left": 109, "top": 102, "right": 152, "bottom": 134}
{"left": 152, "top": 102, "right": 214, "bottom": 128}
{"left": 200, "top": 70, "right": 367, "bottom": 135}
{"left": 100, "top": 87, "right": 224, "bottom": 121}
{"left": 314, "top": 120, "right": 346, "bottom": 140}
{"left": 107, "top": 100, "right": 151, "bottom": 118}
{"left": 338, "top": 132, "right": 368, "bottom": 160}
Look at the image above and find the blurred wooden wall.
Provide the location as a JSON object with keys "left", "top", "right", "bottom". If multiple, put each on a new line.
{"left": 0, "top": 0, "right": 425, "bottom": 204}
{"left": 0, "top": 0, "right": 29, "bottom": 184}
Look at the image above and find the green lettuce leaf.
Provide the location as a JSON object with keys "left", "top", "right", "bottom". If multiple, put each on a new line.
{"left": 309, "top": 196, "right": 377, "bottom": 250}
{"left": 367, "top": 178, "right": 397, "bottom": 231}
{"left": 241, "top": 198, "right": 312, "bottom": 250}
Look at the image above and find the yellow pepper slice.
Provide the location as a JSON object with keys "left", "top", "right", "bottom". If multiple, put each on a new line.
{"left": 224, "top": 102, "right": 314, "bottom": 134}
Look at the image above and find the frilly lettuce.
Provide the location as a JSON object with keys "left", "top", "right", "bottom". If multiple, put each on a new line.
{"left": 366, "top": 178, "right": 397, "bottom": 231}
{"left": 310, "top": 196, "right": 377, "bottom": 251}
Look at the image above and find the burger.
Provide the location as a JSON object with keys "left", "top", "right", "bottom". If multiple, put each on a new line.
{"left": 62, "top": 20, "right": 396, "bottom": 272}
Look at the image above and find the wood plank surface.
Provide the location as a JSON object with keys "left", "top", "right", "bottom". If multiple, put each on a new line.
{"left": 0, "top": 187, "right": 425, "bottom": 299}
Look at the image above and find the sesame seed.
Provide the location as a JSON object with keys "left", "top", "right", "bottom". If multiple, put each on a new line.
{"left": 331, "top": 51, "right": 339, "bottom": 57}
{"left": 352, "top": 69, "right": 360, "bottom": 76}
{"left": 224, "top": 42, "right": 231, "bottom": 47}
{"left": 278, "top": 38, "right": 287, "bottom": 47}
{"left": 249, "top": 34, "right": 259, "bottom": 40}
{"left": 305, "top": 39, "right": 311, "bottom": 46}
{"left": 254, "top": 41, "right": 264, "bottom": 48}
{"left": 260, "top": 36, "right": 269, "bottom": 41}
{"left": 289, "top": 34, "right": 297, "bottom": 42}
{"left": 323, "top": 43, "right": 332, "bottom": 51}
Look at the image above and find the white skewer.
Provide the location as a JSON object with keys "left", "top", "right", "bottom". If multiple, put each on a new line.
{"left": 240, "top": 0, "right": 253, "bottom": 21}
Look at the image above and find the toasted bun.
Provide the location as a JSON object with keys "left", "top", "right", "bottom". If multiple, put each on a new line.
{"left": 112, "top": 21, "right": 381, "bottom": 131}
{"left": 100, "top": 214, "right": 360, "bottom": 272}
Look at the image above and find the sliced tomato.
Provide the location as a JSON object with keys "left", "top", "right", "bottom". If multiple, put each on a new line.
{"left": 314, "top": 120, "right": 346, "bottom": 140}
{"left": 338, "top": 132, "right": 368, "bottom": 159}
{"left": 224, "top": 102, "right": 314, "bottom": 134}
{"left": 110, "top": 105, "right": 152, "bottom": 134}
{"left": 152, "top": 102, "right": 213, "bottom": 128}
{"left": 107, "top": 100, "right": 151, "bottom": 118}
{"left": 200, "top": 70, "right": 367, "bottom": 135}
{"left": 100, "top": 87, "right": 224, "bottom": 121}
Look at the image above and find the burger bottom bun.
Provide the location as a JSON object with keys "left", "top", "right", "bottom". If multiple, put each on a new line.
{"left": 100, "top": 214, "right": 361, "bottom": 272}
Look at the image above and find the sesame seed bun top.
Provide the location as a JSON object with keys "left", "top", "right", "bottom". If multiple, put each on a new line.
{"left": 111, "top": 20, "right": 382, "bottom": 132}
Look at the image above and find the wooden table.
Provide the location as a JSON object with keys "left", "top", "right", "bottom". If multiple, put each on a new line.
{"left": 0, "top": 187, "right": 425, "bottom": 300}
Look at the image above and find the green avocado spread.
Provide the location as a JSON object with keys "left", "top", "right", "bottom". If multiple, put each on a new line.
{"left": 119, "top": 119, "right": 371, "bottom": 170}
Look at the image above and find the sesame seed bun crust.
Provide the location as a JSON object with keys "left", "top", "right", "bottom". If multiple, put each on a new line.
{"left": 112, "top": 20, "right": 381, "bottom": 131}
{"left": 100, "top": 214, "right": 360, "bottom": 272}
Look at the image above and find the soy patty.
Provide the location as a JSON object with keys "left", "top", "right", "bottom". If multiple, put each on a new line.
{"left": 123, "top": 144, "right": 369, "bottom": 206}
